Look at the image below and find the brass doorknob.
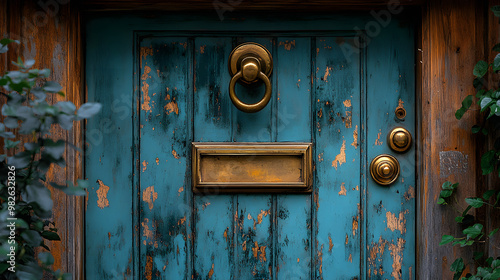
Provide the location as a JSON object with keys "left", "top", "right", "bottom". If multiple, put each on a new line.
{"left": 228, "top": 43, "right": 273, "bottom": 113}
{"left": 370, "top": 154, "right": 400, "bottom": 185}
{"left": 388, "top": 127, "right": 412, "bottom": 153}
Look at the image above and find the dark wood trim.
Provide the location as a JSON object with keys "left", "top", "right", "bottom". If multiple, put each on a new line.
{"left": 76, "top": 0, "right": 424, "bottom": 12}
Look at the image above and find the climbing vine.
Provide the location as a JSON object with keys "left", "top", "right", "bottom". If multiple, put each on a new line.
{"left": 0, "top": 39, "right": 101, "bottom": 279}
{"left": 438, "top": 6, "right": 500, "bottom": 280}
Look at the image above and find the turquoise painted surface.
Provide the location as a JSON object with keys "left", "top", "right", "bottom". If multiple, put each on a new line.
{"left": 85, "top": 15, "right": 415, "bottom": 280}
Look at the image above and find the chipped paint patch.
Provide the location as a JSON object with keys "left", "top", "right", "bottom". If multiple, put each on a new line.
{"left": 343, "top": 100, "right": 352, "bottom": 128}
{"left": 202, "top": 202, "right": 211, "bottom": 210}
{"left": 208, "top": 264, "right": 214, "bottom": 278}
{"left": 389, "top": 238, "right": 406, "bottom": 280}
{"left": 323, "top": 66, "right": 332, "bottom": 82}
{"left": 351, "top": 125, "right": 358, "bottom": 148}
{"left": 142, "top": 160, "right": 148, "bottom": 172}
{"left": 375, "top": 129, "right": 383, "bottom": 145}
{"left": 318, "top": 153, "right": 324, "bottom": 162}
{"left": 278, "top": 40, "right": 296, "bottom": 50}
{"left": 142, "top": 218, "right": 153, "bottom": 243}
{"left": 200, "top": 45, "right": 206, "bottom": 54}
{"left": 172, "top": 149, "right": 180, "bottom": 159}
{"left": 352, "top": 216, "right": 358, "bottom": 236}
{"left": 142, "top": 186, "right": 158, "bottom": 210}
{"left": 386, "top": 210, "right": 408, "bottom": 234}
{"left": 178, "top": 186, "right": 184, "bottom": 196}
{"left": 318, "top": 244, "right": 324, "bottom": 275}
{"left": 368, "top": 237, "right": 388, "bottom": 277}
{"left": 155, "top": 157, "right": 159, "bottom": 165}
{"left": 332, "top": 140, "right": 346, "bottom": 169}
{"left": 338, "top": 183, "right": 347, "bottom": 196}
{"left": 140, "top": 46, "right": 153, "bottom": 65}
{"left": 141, "top": 65, "right": 151, "bottom": 81}
{"left": 141, "top": 81, "right": 151, "bottom": 112}
{"left": 328, "top": 236, "right": 334, "bottom": 252}
{"left": 251, "top": 242, "right": 267, "bottom": 262}
{"left": 145, "top": 255, "right": 153, "bottom": 280}
{"left": 396, "top": 98, "right": 404, "bottom": 110}
{"left": 404, "top": 186, "right": 415, "bottom": 201}
{"left": 164, "top": 98, "right": 179, "bottom": 115}
{"left": 96, "top": 179, "right": 110, "bottom": 209}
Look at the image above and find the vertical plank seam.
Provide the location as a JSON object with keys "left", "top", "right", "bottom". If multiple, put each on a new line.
{"left": 360, "top": 31, "right": 368, "bottom": 280}
{"left": 188, "top": 36, "right": 195, "bottom": 279}
{"left": 310, "top": 36, "right": 317, "bottom": 280}
{"left": 132, "top": 31, "right": 141, "bottom": 280}
{"left": 271, "top": 36, "right": 278, "bottom": 280}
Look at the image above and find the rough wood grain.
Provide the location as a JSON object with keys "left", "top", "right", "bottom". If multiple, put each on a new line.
{"left": 0, "top": 1, "right": 84, "bottom": 279}
{"left": 418, "top": 0, "right": 486, "bottom": 278}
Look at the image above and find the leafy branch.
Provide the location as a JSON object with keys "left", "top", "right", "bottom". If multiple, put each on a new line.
{"left": 0, "top": 39, "right": 101, "bottom": 279}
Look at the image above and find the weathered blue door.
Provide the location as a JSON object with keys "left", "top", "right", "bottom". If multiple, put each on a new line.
{"left": 85, "top": 14, "right": 415, "bottom": 279}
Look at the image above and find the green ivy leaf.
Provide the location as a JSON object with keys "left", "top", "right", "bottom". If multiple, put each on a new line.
{"left": 465, "top": 197, "right": 485, "bottom": 208}
{"left": 473, "top": 77, "right": 484, "bottom": 89}
{"left": 437, "top": 197, "right": 446, "bottom": 205}
{"left": 41, "top": 231, "right": 60, "bottom": 241}
{"left": 481, "top": 97, "right": 494, "bottom": 112}
{"left": 474, "top": 61, "right": 489, "bottom": 77}
{"left": 76, "top": 102, "right": 102, "bottom": 119}
{"left": 494, "top": 53, "right": 500, "bottom": 72}
{"left": 463, "top": 223, "right": 483, "bottom": 239}
{"left": 473, "top": 251, "right": 484, "bottom": 260}
{"left": 492, "top": 5, "right": 500, "bottom": 17}
{"left": 455, "top": 216, "right": 465, "bottom": 223}
{"left": 43, "top": 81, "right": 62, "bottom": 93}
{"left": 451, "top": 257, "right": 465, "bottom": 273}
{"left": 472, "top": 125, "right": 482, "bottom": 134}
{"left": 440, "top": 235, "right": 455, "bottom": 245}
{"left": 481, "top": 150, "right": 496, "bottom": 175}
{"left": 483, "top": 190, "right": 496, "bottom": 200}
{"left": 38, "top": 252, "right": 54, "bottom": 266}
{"left": 493, "top": 43, "right": 500, "bottom": 52}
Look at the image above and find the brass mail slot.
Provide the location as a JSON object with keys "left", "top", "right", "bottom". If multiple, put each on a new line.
{"left": 192, "top": 143, "right": 312, "bottom": 194}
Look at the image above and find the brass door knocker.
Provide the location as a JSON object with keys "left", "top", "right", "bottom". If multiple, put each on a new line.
{"left": 228, "top": 43, "right": 273, "bottom": 113}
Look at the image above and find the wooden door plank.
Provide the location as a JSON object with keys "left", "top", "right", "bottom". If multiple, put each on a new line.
{"left": 274, "top": 37, "right": 312, "bottom": 279}
{"left": 314, "top": 36, "right": 361, "bottom": 279}
{"left": 233, "top": 37, "right": 275, "bottom": 279}
{"left": 365, "top": 22, "right": 416, "bottom": 280}
{"left": 193, "top": 37, "right": 235, "bottom": 280}
{"left": 139, "top": 36, "right": 192, "bottom": 279}
{"left": 85, "top": 20, "right": 134, "bottom": 278}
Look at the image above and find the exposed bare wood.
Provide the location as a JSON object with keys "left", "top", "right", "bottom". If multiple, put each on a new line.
{"left": 0, "top": 0, "right": 84, "bottom": 278}
{"left": 418, "top": 0, "right": 486, "bottom": 278}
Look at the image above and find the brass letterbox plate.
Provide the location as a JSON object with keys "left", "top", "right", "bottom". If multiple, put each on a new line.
{"left": 192, "top": 143, "right": 312, "bottom": 194}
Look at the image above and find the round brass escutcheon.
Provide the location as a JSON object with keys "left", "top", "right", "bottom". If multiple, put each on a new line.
{"left": 395, "top": 107, "right": 406, "bottom": 120}
{"left": 228, "top": 43, "right": 273, "bottom": 113}
{"left": 388, "top": 127, "right": 412, "bottom": 153}
{"left": 370, "top": 154, "right": 400, "bottom": 186}
{"left": 228, "top": 42, "right": 273, "bottom": 84}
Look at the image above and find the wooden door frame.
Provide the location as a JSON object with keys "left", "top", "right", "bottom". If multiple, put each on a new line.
{"left": 0, "top": 0, "right": 486, "bottom": 279}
